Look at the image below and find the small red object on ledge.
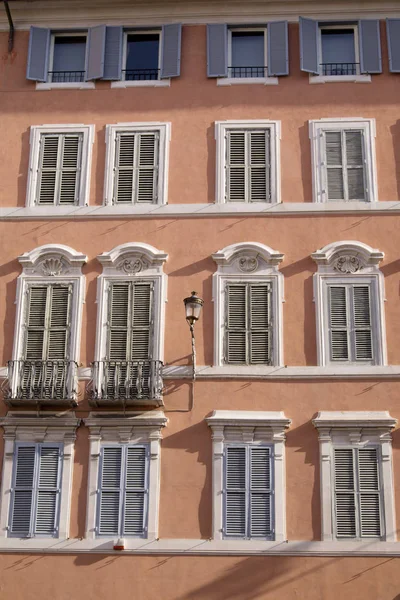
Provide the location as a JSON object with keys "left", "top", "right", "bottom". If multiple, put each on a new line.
{"left": 113, "top": 538, "right": 125, "bottom": 551}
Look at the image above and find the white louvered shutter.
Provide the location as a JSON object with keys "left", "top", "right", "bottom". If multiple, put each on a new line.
{"left": 10, "top": 445, "right": 36, "bottom": 535}
{"left": 334, "top": 448, "right": 357, "bottom": 538}
{"left": 37, "top": 133, "right": 83, "bottom": 205}
{"left": 123, "top": 447, "right": 147, "bottom": 536}
{"left": 250, "top": 447, "right": 272, "bottom": 537}
{"left": 114, "top": 132, "right": 159, "bottom": 204}
{"left": 226, "top": 130, "right": 271, "bottom": 203}
{"left": 98, "top": 446, "right": 123, "bottom": 535}
{"left": 329, "top": 286, "right": 349, "bottom": 361}
{"left": 358, "top": 447, "right": 381, "bottom": 537}
{"left": 353, "top": 286, "right": 373, "bottom": 360}
{"left": 224, "top": 446, "right": 246, "bottom": 537}
{"left": 35, "top": 446, "right": 62, "bottom": 535}
{"left": 324, "top": 130, "right": 366, "bottom": 201}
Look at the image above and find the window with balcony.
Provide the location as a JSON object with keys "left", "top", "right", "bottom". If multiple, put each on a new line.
{"left": 229, "top": 29, "right": 267, "bottom": 79}
{"left": 50, "top": 33, "right": 87, "bottom": 83}
{"left": 123, "top": 32, "right": 160, "bottom": 81}
{"left": 320, "top": 26, "right": 358, "bottom": 76}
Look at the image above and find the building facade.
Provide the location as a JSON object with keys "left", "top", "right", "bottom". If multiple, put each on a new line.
{"left": 0, "top": 0, "right": 400, "bottom": 598}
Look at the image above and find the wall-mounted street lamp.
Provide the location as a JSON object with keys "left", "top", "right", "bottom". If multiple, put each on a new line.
{"left": 183, "top": 291, "right": 204, "bottom": 381}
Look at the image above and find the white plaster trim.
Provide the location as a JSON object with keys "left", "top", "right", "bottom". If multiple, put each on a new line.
{"left": 35, "top": 82, "right": 95, "bottom": 90}
{"left": 26, "top": 124, "right": 95, "bottom": 208}
{"left": 0, "top": 412, "right": 80, "bottom": 540}
{"left": 103, "top": 122, "right": 171, "bottom": 207}
{"left": 313, "top": 411, "right": 397, "bottom": 542}
{"left": 84, "top": 411, "right": 167, "bottom": 541}
{"left": 217, "top": 77, "right": 279, "bottom": 85}
{"left": 215, "top": 120, "right": 281, "bottom": 205}
{"left": 309, "top": 118, "right": 377, "bottom": 204}
{"left": 310, "top": 74, "right": 371, "bottom": 84}
{"left": 111, "top": 80, "right": 171, "bottom": 88}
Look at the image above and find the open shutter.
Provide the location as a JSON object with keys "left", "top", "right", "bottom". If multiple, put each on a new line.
{"left": 250, "top": 447, "right": 272, "bottom": 537}
{"left": 359, "top": 20, "right": 382, "bottom": 74}
{"left": 27, "top": 27, "right": 50, "bottom": 81}
{"left": 249, "top": 285, "right": 271, "bottom": 364}
{"left": 267, "top": 21, "right": 289, "bottom": 76}
{"left": 103, "top": 26, "right": 123, "bottom": 80}
{"left": 98, "top": 447, "right": 122, "bottom": 535}
{"left": 123, "top": 447, "right": 147, "bottom": 536}
{"left": 224, "top": 447, "right": 246, "bottom": 537}
{"left": 86, "top": 25, "right": 106, "bottom": 80}
{"left": 353, "top": 286, "right": 373, "bottom": 360}
{"left": 299, "top": 17, "right": 319, "bottom": 74}
{"left": 35, "top": 446, "right": 61, "bottom": 535}
{"left": 329, "top": 286, "right": 349, "bottom": 360}
{"left": 386, "top": 19, "right": 400, "bottom": 73}
{"left": 10, "top": 445, "right": 36, "bottom": 535}
{"left": 207, "top": 24, "right": 228, "bottom": 77}
{"left": 161, "top": 24, "right": 182, "bottom": 78}
{"left": 226, "top": 284, "right": 247, "bottom": 363}
{"left": 334, "top": 448, "right": 357, "bottom": 538}
{"left": 358, "top": 448, "right": 381, "bottom": 537}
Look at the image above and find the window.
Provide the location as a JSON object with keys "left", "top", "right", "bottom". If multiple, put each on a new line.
{"left": 104, "top": 123, "right": 170, "bottom": 206}
{"left": 123, "top": 32, "right": 160, "bottom": 81}
{"left": 229, "top": 29, "right": 267, "bottom": 78}
{"left": 26, "top": 125, "right": 94, "bottom": 208}
{"left": 320, "top": 26, "right": 358, "bottom": 76}
{"left": 312, "top": 241, "right": 386, "bottom": 367}
{"left": 207, "top": 410, "right": 291, "bottom": 542}
{"left": 212, "top": 242, "right": 284, "bottom": 368}
{"left": 313, "top": 411, "right": 396, "bottom": 542}
{"left": 309, "top": 119, "right": 377, "bottom": 203}
{"left": 215, "top": 121, "right": 280, "bottom": 204}
{"left": 50, "top": 33, "right": 87, "bottom": 82}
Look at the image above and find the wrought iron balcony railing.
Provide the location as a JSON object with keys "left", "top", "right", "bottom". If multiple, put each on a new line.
{"left": 89, "top": 360, "right": 163, "bottom": 405}
{"left": 320, "top": 63, "right": 359, "bottom": 76}
{"left": 122, "top": 69, "right": 160, "bottom": 81}
{"left": 3, "top": 360, "right": 78, "bottom": 406}
{"left": 228, "top": 66, "right": 268, "bottom": 78}
{"left": 48, "top": 70, "right": 86, "bottom": 83}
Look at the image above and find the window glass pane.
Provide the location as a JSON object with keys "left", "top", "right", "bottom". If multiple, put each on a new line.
{"left": 321, "top": 29, "right": 356, "bottom": 64}
{"left": 126, "top": 34, "right": 159, "bottom": 80}
{"left": 53, "top": 36, "right": 86, "bottom": 73}
{"left": 231, "top": 32, "right": 265, "bottom": 77}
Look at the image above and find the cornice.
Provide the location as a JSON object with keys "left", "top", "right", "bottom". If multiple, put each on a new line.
{"left": 313, "top": 411, "right": 397, "bottom": 431}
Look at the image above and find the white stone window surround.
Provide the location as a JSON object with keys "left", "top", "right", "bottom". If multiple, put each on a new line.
{"left": 312, "top": 240, "right": 387, "bottom": 368}
{"left": 212, "top": 242, "right": 284, "bottom": 367}
{"left": 215, "top": 120, "right": 281, "bottom": 205}
{"left": 313, "top": 411, "right": 397, "bottom": 542}
{"left": 0, "top": 412, "right": 80, "bottom": 540}
{"left": 206, "top": 410, "right": 291, "bottom": 543}
{"left": 84, "top": 411, "right": 167, "bottom": 541}
{"left": 26, "top": 124, "right": 95, "bottom": 207}
{"left": 103, "top": 122, "right": 171, "bottom": 207}
{"left": 309, "top": 118, "right": 377, "bottom": 204}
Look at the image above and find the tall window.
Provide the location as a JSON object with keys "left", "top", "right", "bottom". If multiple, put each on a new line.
{"left": 229, "top": 29, "right": 266, "bottom": 78}
{"left": 320, "top": 26, "right": 358, "bottom": 76}
{"left": 124, "top": 32, "right": 160, "bottom": 81}
{"left": 50, "top": 34, "right": 87, "bottom": 82}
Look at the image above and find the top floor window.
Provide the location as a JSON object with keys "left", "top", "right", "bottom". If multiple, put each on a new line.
{"left": 229, "top": 29, "right": 267, "bottom": 79}
{"left": 50, "top": 33, "right": 87, "bottom": 83}
{"left": 124, "top": 32, "right": 160, "bottom": 81}
{"left": 320, "top": 26, "right": 358, "bottom": 76}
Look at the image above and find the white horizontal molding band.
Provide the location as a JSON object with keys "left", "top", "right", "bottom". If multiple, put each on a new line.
{"left": 2, "top": 202, "right": 400, "bottom": 220}
{"left": 1, "top": 538, "right": 400, "bottom": 557}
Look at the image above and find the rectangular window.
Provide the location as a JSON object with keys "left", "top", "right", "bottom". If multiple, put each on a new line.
{"left": 334, "top": 447, "right": 382, "bottom": 539}
{"left": 224, "top": 445, "right": 273, "bottom": 539}
{"left": 123, "top": 32, "right": 160, "bottom": 81}
{"left": 229, "top": 29, "right": 266, "bottom": 78}
{"left": 50, "top": 34, "right": 87, "bottom": 82}
{"left": 225, "top": 283, "right": 271, "bottom": 365}
{"left": 97, "top": 445, "right": 149, "bottom": 537}
{"left": 325, "top": 130, "right": 365, "bottom": 201}
{"left": 9, "top": 443, "right": 62, "bottom": 537}
{"left": 320, "top": 26, "right": 358, "bottom": 76}
{"left": 226, "top": 130, "right": 271, "bottom": 202}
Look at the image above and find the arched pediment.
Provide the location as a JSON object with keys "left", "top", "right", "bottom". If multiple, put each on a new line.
{"left": 212, "top": 242, "right": 284, "bottom": 274}
{"left": 97, "top": 242, "right": 168, "bottom": 275}
{"left": 311, "top": 241, "right": 384, "bottom": 274}
{"left": 18, "top": 244, "right": 87, "bottom": 276}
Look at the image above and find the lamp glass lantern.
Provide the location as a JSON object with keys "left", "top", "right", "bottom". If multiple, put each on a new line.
{"left": 183, "top": 291, "right": 204, "bottom": 327}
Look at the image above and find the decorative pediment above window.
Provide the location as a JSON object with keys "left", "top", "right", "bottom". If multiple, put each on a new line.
{"left": 18, "top": 244, "right": 87, "bottom": 277}
{"left": 311, "top": 241, "right": 384, "bottom": 274}
{"left": 97, "top": 242, "right": 168, "bottom": 276}
{"left": 212, "top": 242, "right": 284, "bottom": 275}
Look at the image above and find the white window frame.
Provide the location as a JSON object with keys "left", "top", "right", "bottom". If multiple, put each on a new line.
{"left": 103, "top": 123, "right": 171, "bottom": 207}
{"left": 313, "top": 411, "right": 397, "bottom": 542}
{"left": 309, "top": 118, "right": 377, "bottom": 204}
{"left": 0, "top": 412, "right": 80, "bottom": 541}
{"left": 26, "top": 124, "right": 94, "bottom": 208}
{"left": 215, "top": 120, "right": 281, "bottom": 205}
{"left": 312, "top": 240, "right": 386, "bottom": 367}
{"left": 206, "top": 410, "right": 291, "bottom": 543}
{"left": 84, "top": 411, "right": 167, "bottom": 541}
{"left": 212, "top": 242, "right": 284, "bottom": 367}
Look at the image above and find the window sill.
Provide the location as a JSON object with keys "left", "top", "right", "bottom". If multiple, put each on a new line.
{"left": 36, "top": 82, "right": 95, "bottom": 90}
{"left": 111, "top": 79, "right": 171, "bottom": 88}
{"left": 309, "top": 74, "right": 371, "bottom": 84}
{"left": 217, "top": 77, "right": 278, "bottom": 86}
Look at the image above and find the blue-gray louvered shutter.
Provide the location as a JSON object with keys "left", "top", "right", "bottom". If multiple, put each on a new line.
{"left": 103, "top": 26, "right": 123, "bottom": 80}
{"left": 123, "top": 447, "right": 147, "bottom": 536}
{"left": 86, "top": 25, "right": 106, "bottom": 80}
{"left": 267, "top": 21, "right": 289, "bottom": 76}
{"left": 207, "top": 24, "right": 228, "bottom": 77}
{"left": 299, "top": 17, "right": 319, "bottom": 74}
{"left": 35, "top": 446, "right": 62, "bottom": 535}
{"left": 224, "top": 446, "right": 246, "bottom": 537}
{"left": 26, "top": 27, "right": 50, "bottom": 81}
{"left": 10, "top": 445, "right": 36, "bottom": 535}
{"left": 98, "top": 446, "right": 122, "bottom": 535}
{"left": 160, "top": 24, "right": 182, "bottom": 78}
{"left": 250, "top": 447, "right": 272, "bottom": 538}
{"left": 359, "top": 20, "right": 382, "bottom": 74}
{"left": 386, "top": 19, "right": 400, "bottom": 73}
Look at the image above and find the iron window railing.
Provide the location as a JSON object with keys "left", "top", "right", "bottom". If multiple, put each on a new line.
{"left": 320, "top": 63, "right": 359, "bottom": 76}
{"left": 122, "top": 69, "right": 160, "bottom": 81}
{"left": 48, "top": 70, "right": 86, "bottom": 83}
{"left": 89, "top": 360, "right": 163, "bottom": 404}
{"left": 228, "top": 66, "right": 268, "bottom": 78}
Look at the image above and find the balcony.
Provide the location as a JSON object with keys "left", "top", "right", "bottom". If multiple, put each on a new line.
{"left": 3, "top": 360, "right": 78, "bottom": 407}
{"left": 48, "top": 70, "right": 86, "bottom": 83}
{"left": 320, "top": 63, "right": 359, "bottom": 76}
{"left": 228, "top": 66, "right": 268, "bottom": 78}
{"left": 122, "top": 69, "right": 160, "bottom": 81}
{"left": 89, "top": 360, "right": 164, "bottom": 407}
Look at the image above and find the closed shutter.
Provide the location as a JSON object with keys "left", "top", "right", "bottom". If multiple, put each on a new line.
{"left": 334, "top": 448, "right": 357, "bottom": 538}
{"left": 267, "top": 21, "right": 289, "bottom": 76}
{"left": 226, "top": 283, "right": 271, "bottom": 365}
{"left": 37, "top": 133, "right": 83, "bottom": 205}
{"left": 160, "top": 24, "right": 182, "bottom": 78}
{"left": 226, "top": 130, "right": 271, "bottom": 203}
{"left": 353, "top": 286, "right": 373, "bottom": 360}
{"left": 359, "top": 20, "right": 382, "bottom": 74}
{"left": 35, "top": 446, "right": 62, "bottom": 535}
{"left": 10, "top": 445, "right": 36, "bottom": 535}
{"left": 207, "top": 24, "right": 228, "bottom": 77}
{"left": 225, "top": 447, "right": 246, "bottom": 537}
{"left": 86, "top": 25, "right": 106, "bottom": 80}
{"left": 386, "top": 19, "right": 400, "bottom": 73}
{"left": 98, "top": 446, "right": 122, "bottom": 535}
{"left": 324, "top": 130, "right": 366, "bottom": 201}
{"left": 299, "top": 17, "right": 319, "bottom": 74}
{"left": 26, "top": 27, "right": 50, "bottom": 81}
{"left": 123, "top": 447, "right": 147, "bottom": 536}
{"left": 114, "top": 132, "right": 159, "bottom": 204}
{"left": 329, "top": 286, "right": 349, "bottom": 360}
{"left": 103, "top": 26, "right": 123, "bottom": 80}
{"left": 358, "top": 448, "right": 381, "bottom": 537}
{"left": 250, "top": 447, "right": 272, "bottom": 537}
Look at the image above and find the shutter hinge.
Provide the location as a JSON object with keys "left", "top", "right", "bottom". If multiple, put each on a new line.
{"left": 5, "top": 526, "right": 9, "bottom": 532}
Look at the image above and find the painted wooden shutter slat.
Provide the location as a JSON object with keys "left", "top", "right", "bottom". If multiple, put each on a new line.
{"left": 35, "top": 446, "right": 61, "bottom": 534}
{"left": 38, "top": 136, "right": 59, "bottom": 205}
{"left": 99, "top": 447, "right": 122, "bottom": 535}
{"left": 225, "top": 447, "right": 246, "bottom": 537}
{"left": 103, "top": 26, "right": 123, "bottom": 80}
{"left": 359, "top": 20, "right": 382, "bottom": 74}
{"left": 386, "top": 19, "right": 400, "bottom": 73}
{"left": 131, "top": 283, "right": 152, "bottom": 361}
{"left": 249, "top": 285, "right": 271, "bottom": 364}
{"left": 207, "top": 24, "right": 228, "bottom": 77}
{"left": 160, "top": 24, "right": 182, "bottom": 78}
{"left": 353, "top": 286, "right": 373, "bottom": 360}
{"left": 123, "top": 447, "right": 147, "bottom": 536}
{"left": 59, "top": 135, "right": 82, "bottom": 205}
{"left": 358, "top": 448, "right": 381, "bottom": 537}
{"left": 250, "top": 447, "right": 272, "bottom": 537}
{"left": 267, "top": 21, "right": 289, "bottom": 76}
{"left": 249, "top": 131, "right": 270, "bottom": 203}
{"left": 325, "top": 131, "right": 344, "bottom": 200}
{"left": 108, "top": 283, "right": 130, "bottom": 361}
{"left": 11, "top": 446, "right": 36, "bottom": 535}
{"left": 27, "top": 27, "right": 50, "bottom": 82}
{"left": 46, "top": 286, "right": 71, "bottom": 360}
{"left": 226, "top": 285, "right": 247, "bottom": 364}
{"left": 38, "top": 134, "right": 82, "bottom": 205}
{"left": 86, "top": 25, "right": 106, "bottom": 80}
{"left": 329, "top": 286, "right": 349, "bottom": 360}
{"left": 299, "top": 17, "right": 319, "bottom": 74}
{"left": 227, "top": 131, "right": 246, "bottom": 202}
{"left": 334, "top": 448, "right": 357, "bottom": 538}
{"left": 137, "top": 133, "right": 158, "bottom": 204}
{"left": 115, "top": 134, "right": 135, "bottom": 204}
{"left": 25, "top": 287, "right": 47, "bottom": 360}
{"left": 345, "top": 131, "right": 365, "bottom": 201}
